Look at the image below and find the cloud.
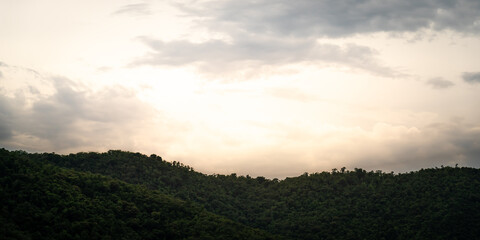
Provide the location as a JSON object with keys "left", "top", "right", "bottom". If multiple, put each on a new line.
{"left": 1, "top": 79, "right": 150, "bottom": 150}
{"left": 174, "top": 120, "right": 480, "bottom": 178}
{"left": 129, "top": 0, "right": 475, "bottom": 78}
{"left": 179, "top": 0, "right": 480, "bottom": 37}
{"left": 133, "top": 36, "right": 397, "bottom": 78}
{"left": 132, "top": 0, "right": 471, "bottom": 78}
{"left": 2, "top": 63, "right": 479, "bottom": 178}
{"left": 0, "top": 65, "right": 184, "bottom": 154}
{"left": 96, "top": 66, "right": 112, "bottom": 72}
{"left": 462, "top": 72, "right": 480, "bottom": 84}
{"left": 0, "top": 61, "right": 6, "bottom": 78}
{"left": 0, "top": 95, "right": 14, "bottom": 141}
{"left": 113, "top": 3, "right": 151, "bottom": 16}
{"left": 352, "top": 122, "right": 480, "bottom": 172}
{"left": 426, "top": 77, "right": 454, "bottom": 89}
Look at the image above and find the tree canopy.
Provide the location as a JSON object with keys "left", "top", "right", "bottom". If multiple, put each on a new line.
{"left": 1, "top": 148, "right": 479, "bottom": 239}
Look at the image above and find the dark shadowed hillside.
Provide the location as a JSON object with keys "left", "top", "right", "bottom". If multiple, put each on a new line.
{"left": 0, "top": 149, "right": 278, "bottom": 240}
{"left": 1, "top": 149, "right": 480, "bottom": 239}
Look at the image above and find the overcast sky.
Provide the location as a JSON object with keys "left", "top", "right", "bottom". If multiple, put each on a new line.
{"left": 1, "top": 0, "right": 479, "bottom": 178}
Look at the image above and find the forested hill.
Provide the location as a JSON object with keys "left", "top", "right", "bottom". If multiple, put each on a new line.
{"left": 0, "top": 149, "right": 279, "bottom": 240}
{"left": 1, "top": 149, "right": 480, "bottom": 239}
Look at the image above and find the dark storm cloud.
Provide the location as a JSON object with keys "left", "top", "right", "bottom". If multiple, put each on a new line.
{"left": 179, "top": 0, "right": 480, "bottom": 37}
{"left": 113, "top": 3, "right": 151, "bottom": 16}
{"left": 133, "top": 36, "right": 397, "bottom": 77}
{"left": 426, "top": 77, "right": 454, "bottom": 89}
{"left": 462, "top": 72, "right": 480, "bottom": 84}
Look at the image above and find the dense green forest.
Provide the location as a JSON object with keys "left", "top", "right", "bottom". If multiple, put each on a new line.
{"left": 1, "top": 149, "right": 479, "bottom": 239}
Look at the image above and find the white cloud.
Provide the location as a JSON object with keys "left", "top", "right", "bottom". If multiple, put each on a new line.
{"left": 0, "top": 64, "right": 185, "bottom": 155}
{"left": 133, "top": 36, "right": 398, "bottom": 78}
{"left": 113, "top": 3, "right": 151, "bottom": 16}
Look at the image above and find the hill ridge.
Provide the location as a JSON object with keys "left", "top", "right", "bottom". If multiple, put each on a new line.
{"left": 2, "top": 149, "right": 479, "bottom": 239}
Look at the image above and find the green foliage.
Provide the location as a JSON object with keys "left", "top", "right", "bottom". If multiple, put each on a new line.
{"left": 1, "top": 148, "right": 479, "bottom": 239}
{"left": 0, "top": 149, "right": 277, "bottom": 240}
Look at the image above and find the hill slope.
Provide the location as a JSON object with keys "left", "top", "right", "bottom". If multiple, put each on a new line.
{"left": 0, "top": 149, "right": 278, "bottom": 240}
{"left": 2, "top": 149, "right": 480, "bottom": 239}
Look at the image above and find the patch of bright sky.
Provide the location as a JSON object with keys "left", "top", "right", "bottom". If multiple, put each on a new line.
{"left": 0, "top": 0, "right": 188, "bottom": 83}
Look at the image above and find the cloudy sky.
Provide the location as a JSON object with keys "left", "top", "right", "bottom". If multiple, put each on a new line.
{"left": 1, "top": 0, "right": 480, "bottom": 178}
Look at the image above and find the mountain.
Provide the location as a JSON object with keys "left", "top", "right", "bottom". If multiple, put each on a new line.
{"left": 1, "top": 148, "right": 479, "bottom": 239}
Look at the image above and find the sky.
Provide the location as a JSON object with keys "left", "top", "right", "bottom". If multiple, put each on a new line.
{"left": 1, "top": 0, "right": 480, "bottom": 178}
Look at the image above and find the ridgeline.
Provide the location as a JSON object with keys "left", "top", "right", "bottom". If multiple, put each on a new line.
{"left": 1, "top": 149, "right": 479, "bottom": 239}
